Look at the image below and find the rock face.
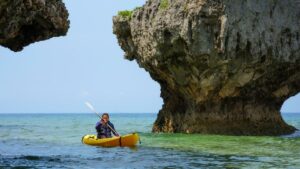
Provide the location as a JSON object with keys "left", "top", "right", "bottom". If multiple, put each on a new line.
{"left": 113, "top": 0, "right": 300, "bottom": 136}
{"left": 0, "top": 0, "right": 69, "bottom": 51}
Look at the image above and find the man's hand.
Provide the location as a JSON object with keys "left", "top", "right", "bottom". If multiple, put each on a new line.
{"left": 101, "top": 118, "right": 108, "bottom": 124}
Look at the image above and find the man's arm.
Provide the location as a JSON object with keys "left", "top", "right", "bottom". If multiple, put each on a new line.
{"left": 109, "top": 123, "right": 119, "bottom": 136}
{"left": 95, "top": 121, "right": 102, "bottom": 131}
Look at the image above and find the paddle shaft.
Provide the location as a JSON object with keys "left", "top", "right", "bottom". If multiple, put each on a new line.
{"left": 85, "top": 102, "right": 120, "bottom": 136}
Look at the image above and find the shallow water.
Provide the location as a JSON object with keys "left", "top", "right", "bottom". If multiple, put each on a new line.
{"left": 0, "top": 113, "right": 299, "bottom": 168}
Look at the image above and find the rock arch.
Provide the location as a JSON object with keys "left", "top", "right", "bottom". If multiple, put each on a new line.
{"left": 113, "top": 0, "right": 300, "bottom": 135}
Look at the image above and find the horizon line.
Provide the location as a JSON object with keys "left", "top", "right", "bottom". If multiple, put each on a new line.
{"left": 0, "top": 112, "right": 299, "bottom": 114}
{"left": 0, "top": 112, "right": 158, "bottom": 114}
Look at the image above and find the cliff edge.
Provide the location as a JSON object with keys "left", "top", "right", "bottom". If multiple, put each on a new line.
{"left": 113, "top": 0, "right": 300, "bottom": 135}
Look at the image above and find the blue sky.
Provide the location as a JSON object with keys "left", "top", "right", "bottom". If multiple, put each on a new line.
{"left": 0, "top": 0, "right": 299, "bottom": 113}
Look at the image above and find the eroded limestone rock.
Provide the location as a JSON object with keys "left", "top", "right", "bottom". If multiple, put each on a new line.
{"left": 113, "top": 0, "right": 300, "bottom": 135}
{"left": 0, "top": 0, "right": 69, "bottom": 51}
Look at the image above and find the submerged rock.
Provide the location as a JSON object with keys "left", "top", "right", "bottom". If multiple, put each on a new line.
{"left": 114, "top": 0, "right": 300, "bottom": 135}
{"left": 0, "top": 0, "right": 69, "bottom": 51}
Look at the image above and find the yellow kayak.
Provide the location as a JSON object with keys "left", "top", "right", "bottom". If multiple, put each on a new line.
{"left": 82, "top": 133, "right": 140, "bottom": 147}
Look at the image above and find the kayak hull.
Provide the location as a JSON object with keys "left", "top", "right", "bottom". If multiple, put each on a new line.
{"left": 82, "top": 133, "right": 139, "bottom": 147}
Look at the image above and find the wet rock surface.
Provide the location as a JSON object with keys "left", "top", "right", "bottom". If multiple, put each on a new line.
{"left": 0, "top": 0, "right": 69, "bottom": 51}
{"left": 114, "top": 0, "right": 300, "bottom": 135}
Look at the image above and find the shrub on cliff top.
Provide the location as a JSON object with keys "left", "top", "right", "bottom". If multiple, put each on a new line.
{"left": 118, "top": 6, "right": 143, "bottom": 20}
{"left": 118, "top": 10, "right": 133, "bottom": 19}
{"left": 159, "top": 0, "right": 169, "bottom": 10}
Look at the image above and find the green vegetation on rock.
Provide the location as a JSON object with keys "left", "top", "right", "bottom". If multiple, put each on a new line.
{"left": 118, "top": 10, "right": 133, "bottom": 19}
{"left": 117, "top": 6, "right": 142, "bottom": 20}
{"left": 159, "top": 0, "right": 169, "bottom": 10}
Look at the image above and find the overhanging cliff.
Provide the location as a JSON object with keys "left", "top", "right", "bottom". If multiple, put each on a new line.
{"left": 0, "top": 0, "right": 69, "bottom": 51}
{"left": 113, "top": 0, "right": 300, "bottom": 135}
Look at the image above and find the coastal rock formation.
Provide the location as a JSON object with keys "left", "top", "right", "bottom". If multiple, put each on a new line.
{"left": 0, "top": 0, "right": 69, "bottom": 51}
{"left": 113, "top": 0, "right": 300, "bottom": 135}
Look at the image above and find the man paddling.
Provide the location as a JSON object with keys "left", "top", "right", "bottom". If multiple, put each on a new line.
{"left": 95, "top": 113, "right": 119, "bottom": 139}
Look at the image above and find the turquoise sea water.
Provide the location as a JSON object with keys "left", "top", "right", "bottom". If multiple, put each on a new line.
{"left": 0, "top": 113, "right": 299, "bottom": 169}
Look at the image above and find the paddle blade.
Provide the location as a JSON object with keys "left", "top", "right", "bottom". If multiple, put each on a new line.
{"left": 85, "top": 101, "right": 95, "bottom": 112}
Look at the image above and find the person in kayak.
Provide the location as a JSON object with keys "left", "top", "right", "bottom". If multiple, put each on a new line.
{"left": 95, "top": 113, "right": 119, "bottom": 139}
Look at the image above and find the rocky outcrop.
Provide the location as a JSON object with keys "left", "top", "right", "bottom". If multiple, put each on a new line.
{"left": 0, "top": 0, "right": 69, "bottom": 51}
{"left": 113, "top": 0, "right": 300, "bottom": 135}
